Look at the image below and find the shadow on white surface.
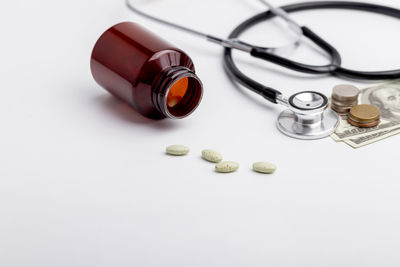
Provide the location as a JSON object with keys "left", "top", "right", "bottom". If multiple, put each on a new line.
{"left": 93, "top": 94, "right": 180, "bottom": 130}
{"left": 223, "top": 66, "right": 277, "bottom": 112}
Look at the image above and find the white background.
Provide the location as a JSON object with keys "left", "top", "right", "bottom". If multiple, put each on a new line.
{"left": 1, "top": 0, "right": 400, "bottom": 266}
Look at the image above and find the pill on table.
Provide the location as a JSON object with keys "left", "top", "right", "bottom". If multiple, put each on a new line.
{"left": 252, "top": 162, "right": 276, "bottom": 174}
{"left": 201, "top": 149, "right": 223, "bottom": 163}
{"left": 166, "top": 145, "right": 190, "bottom": 156}
{"left": 215, "top": 161, "right": 239, "bottom": 173}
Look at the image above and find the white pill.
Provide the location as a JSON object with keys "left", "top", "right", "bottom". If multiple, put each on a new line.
{"left": 202, "top": 149, "right": 223, "bottom": 163}
{"left": 252, "top": 162, "right": 276, "bottom": 174}
{"left": 215, "top": 161, "right": 239, "bottom": 173}
{"left": 166, "top": 145, "right": 189, "bottom": 156}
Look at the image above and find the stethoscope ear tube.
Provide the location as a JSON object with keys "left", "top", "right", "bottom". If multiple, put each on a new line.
{"left": 250, "top": 26, "right": 341, "bottom": 74}
{"left": 334, "top": 67, "right": 400, "bottom": 80}
{"left": 125, "top": 0, "right": 400, "bottom": 139}
{"left": 224, "top": 1, "right": 400, "bottom": 104}
{"left": 126, "top": 0, "right": 400, "bottom": 104}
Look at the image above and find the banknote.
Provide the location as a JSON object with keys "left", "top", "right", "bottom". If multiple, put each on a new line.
{"left": 343, "top": 126, "right": 400, "bottom": 148}
{"left": 331, "top": 117, "right": 398, "bottom": 142}
{"left": 331, "top": 80, "right": 400, "bottom": 147}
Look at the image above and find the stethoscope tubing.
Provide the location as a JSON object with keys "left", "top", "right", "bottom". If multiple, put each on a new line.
{"left": 126, "top": 0, "right": 400, "bottom": 104}
{"left": 224, "top": 1, "right": 400, "bottom": 103}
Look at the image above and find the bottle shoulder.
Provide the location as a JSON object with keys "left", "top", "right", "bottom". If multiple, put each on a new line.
{"left": 146, "top": 49, "right": 195, "bottom": 72}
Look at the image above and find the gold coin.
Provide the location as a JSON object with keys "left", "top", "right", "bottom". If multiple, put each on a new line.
{"left": 347, "top": 117, "right": 380, "bottom": 128}
{"left": 348, "top": 104, "right": 380, "bottom": 123}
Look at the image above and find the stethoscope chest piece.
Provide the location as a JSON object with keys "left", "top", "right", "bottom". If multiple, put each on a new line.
{"left": 276, "top": 91, "right": 339, "bottom": 140}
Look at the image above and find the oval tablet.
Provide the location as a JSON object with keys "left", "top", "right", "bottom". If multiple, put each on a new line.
{"left": 166, "top": 145, "right": 190, "bottom": 156}
{"left": 253, "top": 162, "right": 276, "bottom": 174}
{"left": 202, "top": 149, "right": 223, "bottom": 163}
{"left": 215, "top": 161, "right": 239, "bottom": 173}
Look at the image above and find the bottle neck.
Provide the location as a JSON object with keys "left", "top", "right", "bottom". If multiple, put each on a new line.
{"left": 152, "top": 66, "right": 203, "bottom": 119}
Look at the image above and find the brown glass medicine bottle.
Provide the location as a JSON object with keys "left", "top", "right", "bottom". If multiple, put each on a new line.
{"left": 90, "top": 22, "right": 203, "bottom": 119}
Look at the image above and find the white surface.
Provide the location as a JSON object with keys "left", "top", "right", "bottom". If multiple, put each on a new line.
{"left": 1, "top": 0, "right": 400, "bottom": 266}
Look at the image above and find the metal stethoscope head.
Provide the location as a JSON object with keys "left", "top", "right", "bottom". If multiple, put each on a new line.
{"left": 276, "top": 91, "right": 339, "bottom": 139}
{"left": 125, "top": 0, "right": 400, "bottom": 139}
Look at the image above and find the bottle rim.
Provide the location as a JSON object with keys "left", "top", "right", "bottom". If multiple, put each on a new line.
{"left": 153, "top": 67, "right": 203, "bottom": 119}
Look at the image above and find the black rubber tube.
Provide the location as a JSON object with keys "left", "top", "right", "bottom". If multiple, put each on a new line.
{"left": 224, "top": 1, "right": 400, "bottom": 104}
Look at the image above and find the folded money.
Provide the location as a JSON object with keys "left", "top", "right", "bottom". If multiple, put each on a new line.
{"left": 331, "top": 80, "right": 400, "bottom": 148}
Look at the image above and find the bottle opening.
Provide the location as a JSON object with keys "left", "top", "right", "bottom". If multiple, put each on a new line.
{"left": 165, "top": 75, "right": 203, "bottom": 118}
{"left": 167, "top": 77, "right": 189, "bottom": 108}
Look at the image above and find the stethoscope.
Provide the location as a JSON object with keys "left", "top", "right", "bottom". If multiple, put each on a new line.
{"left": 125, "top": 0, "right": 400, "bottom": 139}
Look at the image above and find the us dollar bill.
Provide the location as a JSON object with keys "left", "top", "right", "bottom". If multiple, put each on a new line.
{"left": 331, "top": 80, "right": 400, "bottom": 147}
{"left": 331, "top": 117, "right": 398, "bottom": 142}
{"left": 343, "top": 126, "right": 400, "bottom": 148}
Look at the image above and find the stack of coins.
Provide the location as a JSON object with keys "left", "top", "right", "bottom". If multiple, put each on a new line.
{"left": 330, "top": 84, "right": 359, "bottom": 115}
{"left": 348, "top": 104, "right": 380, "bottom": 128}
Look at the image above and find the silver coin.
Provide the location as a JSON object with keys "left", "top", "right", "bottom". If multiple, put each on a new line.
{"left": 332, "top": 84, "right": 360, "bottom": 102}
{"left": 331, "top": 103, "right": 351, "bottom": 113}
{"left": 330, "top": 98, "right": 358, "bottom": 108}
